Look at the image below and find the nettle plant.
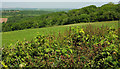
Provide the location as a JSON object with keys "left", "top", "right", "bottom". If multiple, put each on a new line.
{"left": 86, "top": 27, "right": 120, "bottom": 69}
{"left": 2, "top": 25, "right": 120, "bottom": 68}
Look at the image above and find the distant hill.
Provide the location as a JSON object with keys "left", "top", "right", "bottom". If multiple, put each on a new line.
{"left": 2, "top": 3, "right": 120, "bottom": 32}
{"left": 1, "top": 8, "right": 72, "bottom": 12}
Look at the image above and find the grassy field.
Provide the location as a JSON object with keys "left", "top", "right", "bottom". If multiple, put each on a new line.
{"left": 2, "top": 21, "right": 118, "bottom": 46}
{"left": 0, "top": 23, "right": 2, "bottom": 47}
{"left": 0, "top": 23, "right": 1, "bottom": 32}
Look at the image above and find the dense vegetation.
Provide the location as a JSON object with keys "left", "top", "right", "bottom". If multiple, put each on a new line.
{"left": 1, "top": 2, "right": 120, "bottom": 68}
{"left": 2, "top": 24, "right": 120, "bottom": 68}
{"left": 2, "top": 3, "right": 120, "bottom": 32}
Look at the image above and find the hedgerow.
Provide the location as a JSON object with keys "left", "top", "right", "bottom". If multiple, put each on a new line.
{"left": 2, "top": 25, "right": 120, "bottom": 68}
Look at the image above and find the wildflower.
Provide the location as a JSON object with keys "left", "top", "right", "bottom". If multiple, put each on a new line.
{"left": 113, "top": 52, "right": 116, "bottom": 54}
{"left": 1, "top": 61, "right": 8, "bottom": 67}
{"left": 19, "top": 63, "right": 26, "bottom": 67}
{"left": 80, "top": 29, "right": 85, "bottom": 34}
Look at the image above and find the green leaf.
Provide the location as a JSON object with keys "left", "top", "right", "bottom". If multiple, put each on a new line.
{"left": 56, "top": 50, "right": 60, "bottom": 52}
{"left": 45, "top": 54, "right": 48, "bottom": 57}
{"left": 106, "top": 56, "right": 112, "bottom": 61}
{"left": 78, "top": 35, "right": 81, "bottom": 38}
{"left": 62, "top": 49, "right": 67, "bottom": 53}
{"left": 69, "top": 49, "right": 73, "bottom": 53}
{"left": 45, "top": 48, "right": 50, "bottom": 52}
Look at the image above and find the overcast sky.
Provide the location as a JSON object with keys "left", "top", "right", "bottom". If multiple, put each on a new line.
{"left": 1, "top": 0, "right": 119, "bottom": 8}
{"left": 1, "top": 0, "right": 120, "bottom": 2}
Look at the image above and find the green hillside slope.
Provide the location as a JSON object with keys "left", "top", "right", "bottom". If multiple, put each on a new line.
{"left": 2, "top": 21, "right": 118, "bottom": 46}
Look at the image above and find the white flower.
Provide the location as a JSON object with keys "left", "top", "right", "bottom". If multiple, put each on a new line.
{"left": 19, "top": 63, "right": 26, "bottom": 67}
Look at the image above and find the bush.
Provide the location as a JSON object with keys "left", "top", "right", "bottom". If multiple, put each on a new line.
{"left": 2, "top": 25, "right": 120, "bottom": 68}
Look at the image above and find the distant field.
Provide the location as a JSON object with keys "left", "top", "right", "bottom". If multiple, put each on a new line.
{"left": 2, "top": 21, "right": 118, "bottom": 46}
{"left": 2, "top": 10, "right": 54, "bottom": 18}
{"left": 0, "top": 23, "right": 1, "bottom": 27}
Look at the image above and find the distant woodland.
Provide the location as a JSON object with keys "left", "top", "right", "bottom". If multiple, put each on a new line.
{"left": 2, "top": 3, "right": 120, "bottom": 32}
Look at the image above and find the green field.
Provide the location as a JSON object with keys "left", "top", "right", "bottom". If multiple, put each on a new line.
{"left": 2, "top": 21, "right": 118, "bottom": 46}
{"left": 0, "top": 33, "right": 1, "bottom": 46}
{"left": 0, "top": 24, "right": 1, "bottom": 31}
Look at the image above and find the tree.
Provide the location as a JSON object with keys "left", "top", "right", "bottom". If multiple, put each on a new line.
{"left": 108, "top": 2, "right": 114, "bottom": 5}
{"left": 78, "top": 14, "right": 90, "bottom": 22}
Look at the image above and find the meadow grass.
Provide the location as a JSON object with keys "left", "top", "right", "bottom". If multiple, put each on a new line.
{"left": 0, "top": 23, "right": 2, "bottom": 46}
{"left": 0, "top": 23, "right": 1, "bottom": 31}
{"left": 2, "top": 21, "right": 118, "bottom": 46}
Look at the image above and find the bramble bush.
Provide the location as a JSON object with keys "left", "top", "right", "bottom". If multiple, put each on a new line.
{"left": 2, "top": 25, "right": 120, "bottom": 68}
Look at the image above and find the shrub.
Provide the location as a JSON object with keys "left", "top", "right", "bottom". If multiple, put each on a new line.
{"left": 2, "top": 25, "right": 120, "bottom": 68}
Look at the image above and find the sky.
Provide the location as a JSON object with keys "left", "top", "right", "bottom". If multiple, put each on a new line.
{"left": 1, "top": 0, "right": 120, "bottom": 2}
{"left": 1, "top": 0, "right": 119, "bottom": 8}
{"left": 2, "top": 2, "right": 115, "bottom": 8}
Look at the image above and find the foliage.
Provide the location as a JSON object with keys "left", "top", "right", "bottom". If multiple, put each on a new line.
{"left": 85, "top": 27, "right": 120, "bottom": 69}
{"left": 2, "top": 25, "right": 120, "bottom": 68}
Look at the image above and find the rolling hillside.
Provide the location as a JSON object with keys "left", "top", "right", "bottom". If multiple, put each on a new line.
{"left": 2, "top": 21, "right": 118, "bottom": 46}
